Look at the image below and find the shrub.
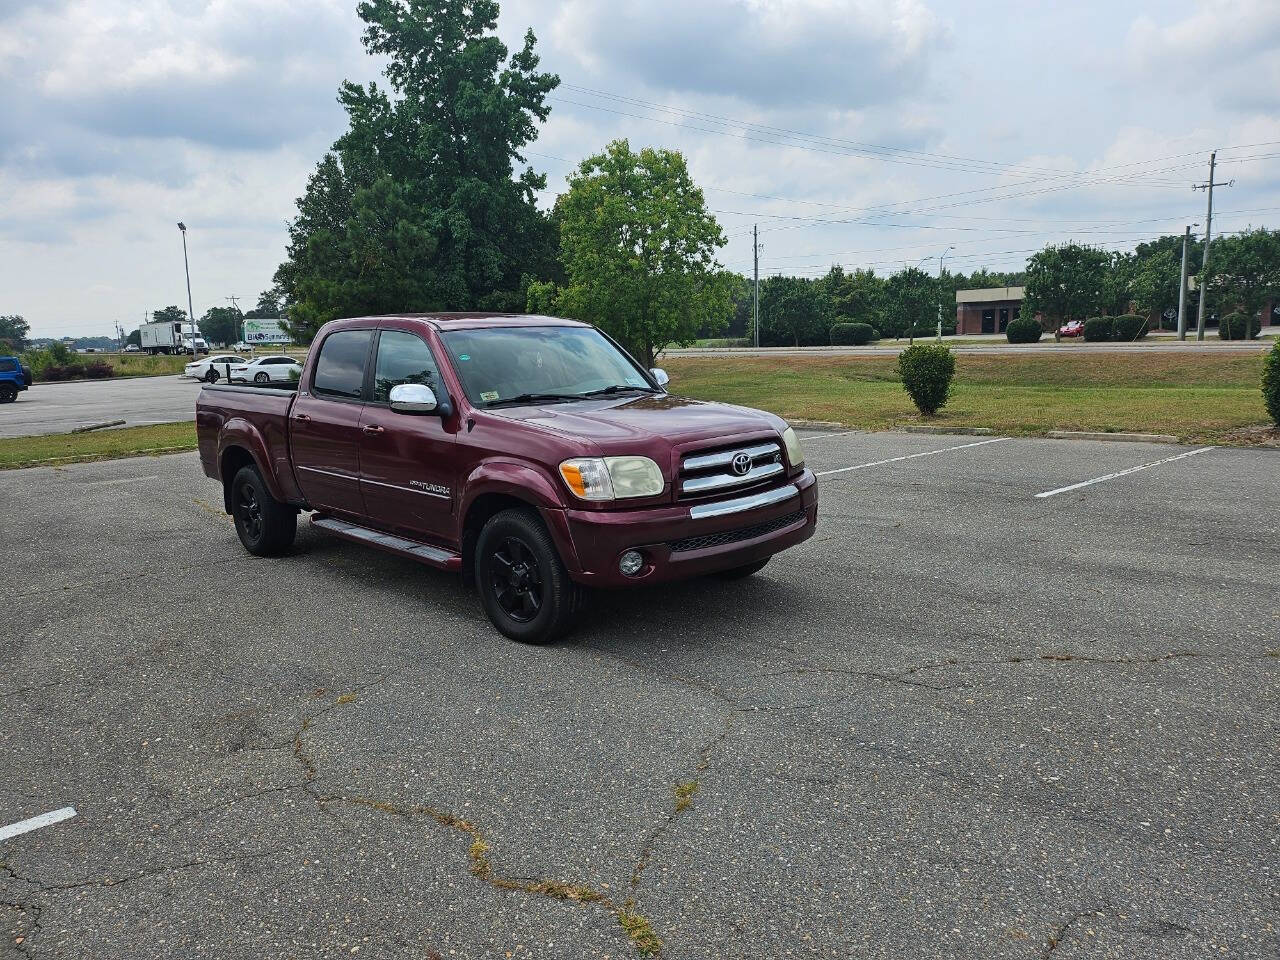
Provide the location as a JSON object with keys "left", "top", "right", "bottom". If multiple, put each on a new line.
{"left": 83, "top": 360, "right": 114, "bottom": 379}
{"left": 897, "top": 344, "right": 955, "bottom": 416}
{"left": 830, "top": 322, "right": 875, "bottom": 345}
{"left": 1005, "top": 316, "right": 1042, "bottom": 344}
{"left": 40, "top": 364, "right": 70, "bottom": 381}
{"left": 1112, "top": 314, "right": 1149, "bottom": 341}
{"left": 1263, "top": 341, "right": 1280, "bottom": 426}
{"left": 1083, "top": 317, "right": 1114, "bottom": 342}
{"left": 1218, "top": 312, "right": 1259, "bottom": 340}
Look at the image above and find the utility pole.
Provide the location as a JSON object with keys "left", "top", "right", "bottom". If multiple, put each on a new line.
{"left": 1192, "top": 153, "right": 1233, "bottom": 341}
{"left": 177, "top": 222, "right": 196, "bottom": 354}
{"left": 1176, "top": 224, "right": 1196, "bottom": 341}
{"left": 226, "top": 295, "right": 242, "bottom": 348}
{"left": 752, "top": 224, "right": 760, "bottom": 348}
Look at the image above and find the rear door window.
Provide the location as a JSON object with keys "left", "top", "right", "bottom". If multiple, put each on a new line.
{"left": 313, "top": 331, "right": 372, "bottom": 399}
{"left": 0, "top": 359, "right": 16, "bottom": 372}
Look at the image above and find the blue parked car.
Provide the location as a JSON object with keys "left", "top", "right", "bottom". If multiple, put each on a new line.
{"left": 0, "top": 356, "right": 33, "bottom": 403}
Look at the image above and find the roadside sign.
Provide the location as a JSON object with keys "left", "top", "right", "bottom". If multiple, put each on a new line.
{"left": 243, "top": 318, "right": 290, "bottom": 345}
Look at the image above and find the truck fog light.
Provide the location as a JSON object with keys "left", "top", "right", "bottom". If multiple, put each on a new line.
{"left": 619, "top": 550, "right": 644, "bottom": 577}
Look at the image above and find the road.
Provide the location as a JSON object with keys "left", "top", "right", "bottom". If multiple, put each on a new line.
{"left": 1, "top": 432, "right": 1277, "bottom": 959}
{"left": 0, "top": 375, "right": 199, "bottom": 438}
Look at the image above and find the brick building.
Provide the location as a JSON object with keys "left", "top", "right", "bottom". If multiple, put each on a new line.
{"left": 955, "top": 287, "right": 1025, "bottom": 334}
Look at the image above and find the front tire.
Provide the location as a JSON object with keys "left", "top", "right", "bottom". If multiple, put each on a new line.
{"left": 230, "top": 465, "right": 296, "bottom": 556}
{"left": 475, "top": 508, "right": 581, "bottom": 644}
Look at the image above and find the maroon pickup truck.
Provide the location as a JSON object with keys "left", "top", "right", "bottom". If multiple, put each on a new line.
{"left": 197, "top": 313, "right": 817, "bottom": 643}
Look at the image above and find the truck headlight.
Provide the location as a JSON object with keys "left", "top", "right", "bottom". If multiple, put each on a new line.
{"left": 781, "top": 426, "right": 805, "bottom": 468}
{"left": 560, "top": 456, "right": 664, "bottom": 501}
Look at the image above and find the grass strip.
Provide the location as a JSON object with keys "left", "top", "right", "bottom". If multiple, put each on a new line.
{"left": 0, "top": 422, "right": 196, "bottom": 469}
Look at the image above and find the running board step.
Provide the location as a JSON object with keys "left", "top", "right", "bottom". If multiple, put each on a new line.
{"left": 311, "top": 516, "right": 462, "bottom": 571}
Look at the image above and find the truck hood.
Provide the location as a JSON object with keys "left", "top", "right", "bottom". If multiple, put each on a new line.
{"left": 491, "top": 394, "right": 784, "bottom": 450}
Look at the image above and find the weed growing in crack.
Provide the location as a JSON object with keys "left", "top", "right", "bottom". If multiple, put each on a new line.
{"left": 673, "top": 781, "right": 699, "bottom": 812}
{"left": 335, "top": 693, "right": 358, "bottom": 704}
{"left": 619, "top": 910, "right": 663, "bottom": 956}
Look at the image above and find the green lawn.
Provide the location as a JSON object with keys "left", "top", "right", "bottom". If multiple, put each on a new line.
{"left": 0, "top": 422, "right": 197, "bottom": 469}
{"left": 663, "top": 353, "right": 1273, "bottom": 443}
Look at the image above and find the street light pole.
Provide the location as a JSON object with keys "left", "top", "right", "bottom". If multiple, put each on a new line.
{"left": 177, "top": 222, "right": 196, "bottom": 354}
{"left": 938, "top": 246, "right": 955, "bottom": 340}
{"left": 911, "top": 256, "right": 935, "bottom": 345}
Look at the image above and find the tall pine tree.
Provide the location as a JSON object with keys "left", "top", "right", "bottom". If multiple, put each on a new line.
{"left": 276, "top": 0, "right": 559, "bottom": 342}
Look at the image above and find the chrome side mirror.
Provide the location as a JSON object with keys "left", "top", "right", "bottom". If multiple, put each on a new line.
{"left": 650, "top": 367, "right": 670, "bottom": 388}
{"left": 389, "top": 382, "right": 438, "bottom": 414}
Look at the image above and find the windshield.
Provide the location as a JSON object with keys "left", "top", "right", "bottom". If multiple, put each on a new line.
{"left": 440, "top": 326, "right": 655, "bottom": 407}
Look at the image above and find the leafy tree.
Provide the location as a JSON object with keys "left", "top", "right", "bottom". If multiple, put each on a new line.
{"left": 956, "top": 268, "right": 1026, "bottom": 289}
{"left": 883, "top": 267, "right": 938, "bottom": 340}
{"left": 821, "top": 266, "right": 884, "bottom": 330}
{"left": 1130, "top": 248, "right": 1181, "bottom": 316}
{"left": 0, "top": 315, "right": 30, "bottom": 352}
{"left": 275, "top": 0, "right": 560, "bottom": 343}
{"left": 1022, "top": 243, "right": 1109, "bottom": 324}
{"left": 151, "top": 305, "right": 187, "bottom": 326}
{"left": 126, "top": 328, "right": 142, "bottom": 347}
{"left": 200, "top": 306, "right": 244, "bottom": 346}
{"left": 554, "top": 140, "right": 731, "bottom": 364}
{"left": 244, "top": 289, "right": 283, "bottom": 320}
{"left": 1204, "top": 228, "right": 1280, "bottom": 319}
{"left": 1099, "top": 251, "right": 1136, "bottom": 316}
{"left": 758, "top": 275, "right": 829, "bottom": 346}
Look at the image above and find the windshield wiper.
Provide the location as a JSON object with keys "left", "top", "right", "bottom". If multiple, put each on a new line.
{"left": 486, "top": 392, "right": 583, "bottom": 407}
{"left": 578, "top": 384, "right": 660, "bottom": 397}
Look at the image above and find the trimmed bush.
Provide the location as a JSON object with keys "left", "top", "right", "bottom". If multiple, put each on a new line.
{"left": 830, "top": 322, "right": 875, "bottom": 346}
{"left": 1218, "top": 312, "right": 1260, "bottom": 340}
{"left": 1263, "top": 341, "right": 1280, "bottom": 426}
{"left": 1005, "top": 316, "right": 1042, "bottom": 344}
{"left": 897, "top": 344, "right": 955, "bottom": 416}
{"left": 1112, "top": 314, "right": 1149, "bottom": 341}
{"left": 1083, "top": 317, "right": 1113, "bottom": 341}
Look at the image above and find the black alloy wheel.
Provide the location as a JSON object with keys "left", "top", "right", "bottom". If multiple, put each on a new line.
{"left": 205, "top": 368, "right": 219, "bottom": 383}
{"left": 489, "top": 536, "right": 544, "bottom": 623}
{"left": 474, "top": 508, "right": 582, "bottom": 644}
{"left": 236, "top": 480, "right": 263, "bottom": 544}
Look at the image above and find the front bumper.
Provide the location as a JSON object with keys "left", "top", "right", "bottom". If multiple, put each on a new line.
{"left": 552, "top": 469, "right": 818, "bottom": 587}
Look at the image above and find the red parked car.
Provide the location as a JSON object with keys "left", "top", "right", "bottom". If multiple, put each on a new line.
{"left": 1058, "top": 320, "right": 1085, "bottom": 338}
{"left": 196, "top": 313, "right": 818, "bottom": 643}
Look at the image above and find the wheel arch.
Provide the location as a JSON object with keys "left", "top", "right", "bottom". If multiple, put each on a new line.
{"left": 459, "top": 468, "right": 580, "bottom": 585}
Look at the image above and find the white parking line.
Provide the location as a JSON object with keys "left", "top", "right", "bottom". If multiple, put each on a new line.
{"left": 1035, "top": 446, "right": 1216, "bottom": 499}
{"left": 815, "top": 437, "right": 1012, "bottom": 477}
{"left": 0, "top": 806, "right": 77, "bottom": 842}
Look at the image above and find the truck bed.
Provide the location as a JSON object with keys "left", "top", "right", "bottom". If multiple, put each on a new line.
{"left": 196, "top": 382, "right": 299, "bottom": 502}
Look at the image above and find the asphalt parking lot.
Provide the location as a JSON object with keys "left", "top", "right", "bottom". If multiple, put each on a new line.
{"left": 0, "top": 376, "right": 198, "bottom": 438}
{"left": 2, "top": 431, "right": 1277, "bottom": 959}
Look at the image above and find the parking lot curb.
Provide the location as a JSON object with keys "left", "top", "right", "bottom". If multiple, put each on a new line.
{"left": 790, "top": 419, "right": 847, "bottom": 432}
{"left": 70, "top": 419, "right": 126, "bottom": 433}
{"left": 901, "top": 425, "right": 995, "bottom": 436}
{"left": 1047, "top": 430, "right": 1178, "bottom": 444}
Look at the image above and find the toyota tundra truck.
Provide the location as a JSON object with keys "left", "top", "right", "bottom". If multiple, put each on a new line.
{"left": 196, "top": 313, "right": 817, "bottom": 643}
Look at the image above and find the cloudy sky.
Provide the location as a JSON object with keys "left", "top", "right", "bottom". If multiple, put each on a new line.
{"left": 3, "top": 0, "right": 1279, "bottom": 338}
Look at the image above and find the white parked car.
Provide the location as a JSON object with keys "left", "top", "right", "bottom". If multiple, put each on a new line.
{"left": 185, "top": 354, "right": 247, "bottom": 382}
{"left": 231, "top": 342, "right": 254, "bottom": 352}
{"left": 229, "top": 355, "right": 302, "bottom": 384}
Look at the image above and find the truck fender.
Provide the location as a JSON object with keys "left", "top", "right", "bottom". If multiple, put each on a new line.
{"left": 459, "top": 460, "right": 582, "bottom": 574}
{"left": 217, "top": 418, "right": 292, "bottom": 512}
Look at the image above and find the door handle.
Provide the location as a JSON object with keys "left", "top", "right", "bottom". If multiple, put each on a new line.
{"left": 292, "top": 413, "right": 311, "bottom": 423}
{"left": 362, "top": 424, "right": 385, "bottom": 436}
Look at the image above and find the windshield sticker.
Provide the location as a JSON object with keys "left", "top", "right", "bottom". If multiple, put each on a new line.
{"left": 458, "top": 354, "right": 470, "bottom": 361}
{"left": 480, "top": 390, "right": 500, "bottom": 402}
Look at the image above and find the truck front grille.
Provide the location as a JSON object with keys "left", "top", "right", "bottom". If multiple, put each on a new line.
{"left": 667, "top": 509, "right": 805, "bottom": 553}
{"left": 678, "top": 440, "right": 784, "bottom": 497}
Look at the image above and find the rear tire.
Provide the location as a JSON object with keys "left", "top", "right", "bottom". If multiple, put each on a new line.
{"left": 717, "top": 557, "right": 771, "bottom": 579}
{"left": 254, "top": 372, "right": 269, "bottom": 384}
{"left": 204, "top": 368, "right": 218, "bottom": 383}
{"left": 230, "top": 464, "right": 296, "bottom": 556}
{"left": 475, "top": 508, "right": 581, "bottom": 644}
{"left": 0, "top": 385, "right": 16, "bottom": 403}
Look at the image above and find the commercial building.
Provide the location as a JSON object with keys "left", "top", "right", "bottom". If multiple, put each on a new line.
{"left": 955, "top": 287, "right": 1024, "bottom": 334}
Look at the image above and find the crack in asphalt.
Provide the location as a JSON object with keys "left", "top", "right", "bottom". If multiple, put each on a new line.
{"left": 1041, "top": 906, "right": 1116, "bottom": 959}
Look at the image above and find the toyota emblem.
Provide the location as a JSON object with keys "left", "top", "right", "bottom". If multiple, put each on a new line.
{"left": 730, "top": 452, "right": 752, "bottom": 476}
